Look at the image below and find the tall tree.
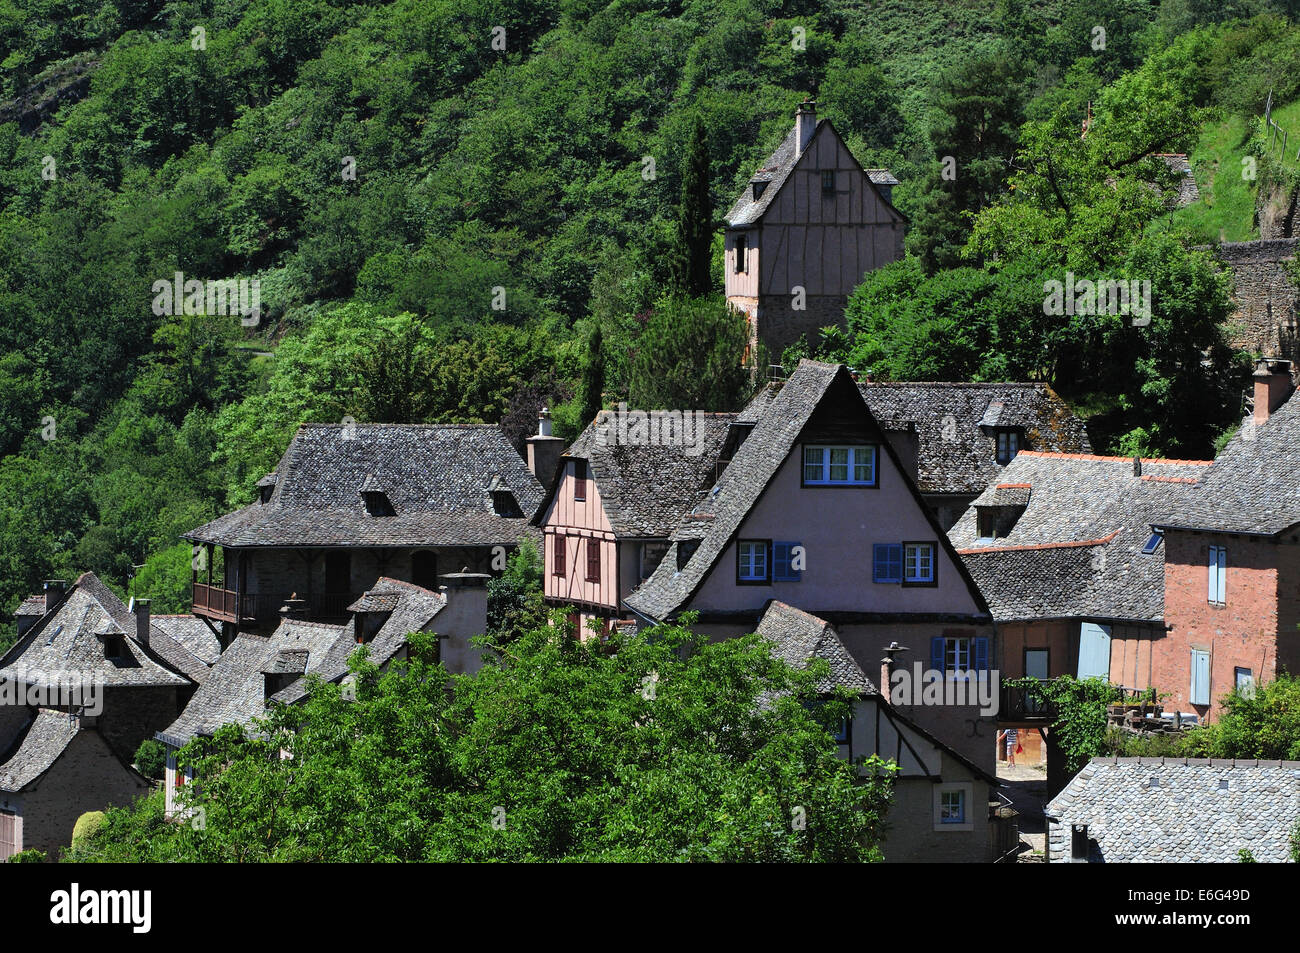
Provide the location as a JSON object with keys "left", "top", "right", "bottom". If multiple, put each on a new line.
{"left": 629, "top": 295, "right": 752, "bottom": 411}
{"left": 579, "top": 324, "right": 604, "bottom": 427}
{"left": 671, "top": 117, "right": 714, "bottom": 297}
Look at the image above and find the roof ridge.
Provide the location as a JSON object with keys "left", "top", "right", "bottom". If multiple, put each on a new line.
{"left": 957, "top": 530, "right": 1120, "bottom": 555}
{"left": 1017, "top": 450, "right": 1212, "bottom": 465}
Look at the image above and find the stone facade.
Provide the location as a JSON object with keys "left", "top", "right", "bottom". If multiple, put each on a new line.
{"left": 1212, "top": 239, "right": 1300, "bottom": 359}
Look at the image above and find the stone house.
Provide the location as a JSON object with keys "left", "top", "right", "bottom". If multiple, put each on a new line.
{"left": 0, "top": 572, "right": 212, "bottom": 859}
{"left": 757, "top": 601, "right": 1005, "bottom": 863}
{"left": 724, "top": 101, "right": 906, "bottom": 357}
{"left": 1152, "top": 359, "right": 1300, "bottom": 719}
{"left": 625, "top": 360, "right": 998, "bottom": 773}
{"left": 182, "top": 423, "right": 543, "bottom": 642}
{"left": 860, "top": 381, "right": 1093, "bottom": 530}
{"left": 1046, "top": 757, "right": 1300, "bottom": 862}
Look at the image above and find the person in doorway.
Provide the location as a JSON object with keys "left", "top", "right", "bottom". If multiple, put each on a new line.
{"left": 998, "top": 727, "right": 1019, "bottom": 766}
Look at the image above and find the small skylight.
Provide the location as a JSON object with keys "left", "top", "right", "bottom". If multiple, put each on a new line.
{"left": 1141, "top": 533, "right": 1163, "bottom": 555}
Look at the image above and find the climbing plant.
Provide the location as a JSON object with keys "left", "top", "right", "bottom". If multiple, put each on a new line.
{"left": 1008, "top": 675, "right": 1123, "bottom": 776}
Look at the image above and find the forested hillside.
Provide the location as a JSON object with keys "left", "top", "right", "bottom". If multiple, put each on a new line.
{"left": 2, "top": 0, "right": 1300, "bottom": 640}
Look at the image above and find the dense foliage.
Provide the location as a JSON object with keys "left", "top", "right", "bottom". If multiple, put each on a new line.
{"left": 66, "top": 616, "right": 895, "bottom": 862}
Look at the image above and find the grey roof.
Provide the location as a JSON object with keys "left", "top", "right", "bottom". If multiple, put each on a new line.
{"left": 539, "top": 413, "right": 735, "bottom": 537}
{"left": 0, "top": 573, "right": 189, "bottom": 688}
{"left": 150, "top": 615, "right": 221, "bottom": 667}
{"left": 725, "top": 119, "right": 900, "bottom": 228}
{"left": 950, "top": 452, "right": 1209, "bottom": 622}
{"left": 1047, "top": 757, "right": 1300, "bottom": 862}
{"left": 861, "top": 382, "right": 1092, "bottom": 496}
{"left": 15, "top": 595, "right": 45, "bottom": 616}
{"left": 1157, "top": 396, "right": 1300, "bottom": 536}
{"left": 184, "top": 423, "right": 543, "bottom": 548}
{"left": 0, "top": 709, "right": 79, "bottom": 792}
{"left": 756, "top": 601, "right": 875, "bottom": 695}
{"left": 626, "top": 361, "right": 989, "bottom": 622}
{"left": 160, "top": 579, "right": 446, "bottom": 744}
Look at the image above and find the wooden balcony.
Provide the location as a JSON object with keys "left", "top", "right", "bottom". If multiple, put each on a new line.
{"left": 999, "top": 681, "right": 1055, "bottom": 724}
{"left": 192, "top": 585, "right": 358, "bottom": 626}
{"left": 192, "top": 583, "right": 254, "bottom": 624}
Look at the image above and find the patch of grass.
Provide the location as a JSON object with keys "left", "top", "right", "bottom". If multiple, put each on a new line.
{"left": 1169, "top": 113, "right": 1257, "bottom": 244}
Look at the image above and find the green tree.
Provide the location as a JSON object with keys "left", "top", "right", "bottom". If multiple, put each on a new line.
{"left": 578, "top": 323, "right": 604, "bottom": 429}
{"left": 68, "top": 617, "right": 895, "bottom": 862}
{"left": 629, "top": 295, "right": 752, "bottom": 411}
{"left": 671, "top": 117, "right": 714, "bottom": 297}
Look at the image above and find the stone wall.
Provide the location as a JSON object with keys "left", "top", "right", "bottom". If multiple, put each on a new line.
{"left": 1211, "top": 239, "right": 1300, "bottom": 359}
{"left": 752, "top": 293, "right": 850, "bottom": 360}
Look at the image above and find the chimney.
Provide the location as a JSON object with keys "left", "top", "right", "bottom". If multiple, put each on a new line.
{"left": 133, "top": 598, "right": 151, "bottom": 647}
{"left": 795, "top": 100, "right": 817, "bottom": 158}
{"left": 1253, "top": 358, "right": 1294, "bottom": 426}
{"left": 42, "top": 578, "right": 67, "bottom": 610}
{"left": 280, "top": 595, "right": 308, "bottom": 621}
{"left": 1132, "top": 456, "right": 1141, "bottom": 477}
{"left": 526, "top": 406, "right": 565, "bottom": 484}
{"left": 436, "top": 573, "right": 491, "bottom": 676}
{"left": 880, "top": 641, "right": 908, "bottom": 704}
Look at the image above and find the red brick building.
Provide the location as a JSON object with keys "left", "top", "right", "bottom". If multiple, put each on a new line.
{"left": 1153, "top": 360, "right": 1300, "bottom": 720}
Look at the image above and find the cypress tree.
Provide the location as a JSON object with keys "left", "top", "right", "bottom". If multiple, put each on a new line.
{"left": 673, "top": 117, "right": 714, "bottom": 296}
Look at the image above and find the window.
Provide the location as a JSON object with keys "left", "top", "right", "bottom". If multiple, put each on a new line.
{"left": 1208, "top": 545, "right": 1227, "bottom": 605}
{"left": 903, "top": 542, "right": 937, "bottom": 585}
{"left": 1025, "top": 649, "right": 1050, "bottom": 681}
{"left": 1071, "top": 824, "right": 1090, "bottom": 860}
{"left": 821, "top": 170, "right": 836, "bottom": 194}
{"left": 737, "top": 540, "right": 769, "bottom": 583}
{"left": 995, "top": 429, "right": 1020, "bottom": 464}
{"left": 934, "top": 783, "right": 974, "bottom": 831}
{"left": 586, "top": 538, "right": 602, "bottom": 583}
{"left": 552, "top": 534, "right": 566, "bottom": 577}
{"left": 773, "top": 541, "right": 802, "bottom": 581}
{"left": 939, "top": 789, "right": 965, "bottom": 824}
{"left": 676, "top": 539, "right": 699, "bottom": 570}
{"left": 930, "top": 635, "right": 990, "bottom": 676}
{"left": 832, "top": 716, "right": 850, "bottom": 745}
{"left": 802, "top": 445, "right": 877, "bottom": 486}
{"left": 573, "top": 459, "right": 587, "bottom": 502}
{"left": 977, "top": 510, "right": 997, "bottom": 541}
{"left": 1141, "top": 532, "right": 1163, "bottom": 555}
{"left": 1190, "top": 649, "right": 1211, "bottom": 706}
{"left": 735, "top": 233, "right": 747, "bottom": 273}
{"left": 1235, "top": 667, "right": 1254, "bottom": 697}
{"left": 872, "top": 543, "right": 902, "bottom": 583}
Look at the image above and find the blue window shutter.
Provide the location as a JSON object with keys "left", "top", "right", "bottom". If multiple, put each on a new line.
{"left": 874, "top": 544, "right": 902, "bottom": 583}
{"left": 931, "top": 636, "right": 946, "bottom": 673}
{"left": 974, "top": 637, "right": 989, "bottom": 672}
{"left": 773, "top": 542, "right": 800, "bottom": 581}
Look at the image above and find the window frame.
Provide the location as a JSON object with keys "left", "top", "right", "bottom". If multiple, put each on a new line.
{"left": 995, "top": 429, "right": 1021, "bottom": 465}
{"left": 734, "top": 233, "right": 747, "bottom": 273}
{"left": 572, "top": 459, "right": 587, "bottom": 502}
{"left": 933, "top": 783, "right": 974, "bottom": 831}
{"left": 1190, "top": 648, "right": 1211, "bottom": 706}
{"left": 902, "top": 540, "right": 938, "bottom": 587}
{"left": 736, "top": 539, "right": 771, "bottom": 585}
{"left": 801, "top": 444, "right": 879, "bottom": 487}
{"left": 872, "top": 543, "right": 903, "bottom": 583}
{"left": 821, "top": 169, "right": 836, "bottom": 195}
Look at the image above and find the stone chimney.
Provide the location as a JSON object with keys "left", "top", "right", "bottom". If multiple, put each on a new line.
{"left": 1132, "top": 456, "right": 1141, "bottom": 477}
{"left": 795, "top": 100, "right": 817, "bottom": 158}
{"left": 42, "top": 578, "right": 67, "bottom": 610}
{"left": 436, "top": 573, "right": 491, "bottom": 676}
{"left": 133, "top": 598, "right": 151, "bottom": 647}
{"left": 280, "top": 595, "right": 308, "bottom": 621}
{"left": 879, "top": 641, "right": 908, "bottom": 703}
{"left": 526, "top": 406, "right": 565, "bottom": 484}
{"left": 1252, "top": 358, "right": 1294, "bottom": 426}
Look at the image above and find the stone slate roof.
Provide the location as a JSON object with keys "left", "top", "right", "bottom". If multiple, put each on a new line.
{"left": 1047, "top": 757, "right": 1300, "bottom": 862}
{"left": 1157, "top": 396, "right": 1300, "bottom": 536}
{"left": 150, "top": 615, "right": 221, "bottom": 667}
{"left": 15, "top": 595, "right": 45, "bottom": 616}
{"left": 626, "top": 361, "right": 988, "bottom": 622}
{"left": 159, "top": 579, "right": 446, "bottom": 744}
{"left": 0, "top": 573, "right": 190, "bottom": 688}
{"left": 756, "top": 601, "right": 875, "bottom": 695}
{"left": 951, "top": 452, "right": 1209, "bottom": 622}
{"left": 0, "top": 709, "right": 79, "bottom": 792}
{"left": 860, "top": 382, "right": 1091, "bottom": 495}
{"left": 538, "top": 413, "right": 735, "bottom": 538}
{"left": 184, "top": 423, "right": 543, "bottom": 548}
{"left": 725, "top": 119, "right": 899, "bottom": 227}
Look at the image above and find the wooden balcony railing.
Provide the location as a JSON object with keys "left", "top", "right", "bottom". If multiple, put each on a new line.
{"left": 192, "top": 585, "right": 359, "bottom": 625}
{"left": 999, "top": 681, "right": 1055, "bottom": 723}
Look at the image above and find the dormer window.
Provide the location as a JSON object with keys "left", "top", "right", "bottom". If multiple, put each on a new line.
{"left": 977, "top": 510, "right": 998, "bottom": 541}
{"left": 821, "top": 170, "right": 835, "bottom": 195}
{"left": 101, "top": 634, "right": 127, "bottom": 660}
{"left": 751, "top": 181, "right": 767, "bottom": 201}
{"left": 676, "top": 539, "right": 700, "bottom": 570}
{"left": 257, "top": 474, "right": 277, "bottom": 504}
{"left": 490, "top": 485, "right": 522, "bottom": 518}
{"left": 996, "top": 430, "right": 1020, "bottom": 465}
{"left": 361, "top": 490, "right": 395, "bottom": 517}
